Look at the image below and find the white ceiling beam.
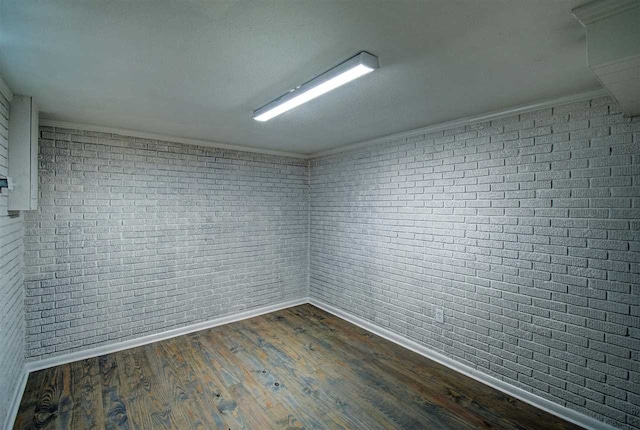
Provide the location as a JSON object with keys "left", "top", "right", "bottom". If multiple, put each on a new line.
{"left": 572, "top": 0, "right": 640, "bottom": 117}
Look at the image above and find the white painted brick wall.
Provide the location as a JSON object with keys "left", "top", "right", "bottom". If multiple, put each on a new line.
{"left": 310, "top": 96, "right": 640, "bottom": 429}
{"left": 24, "top": 127, "right": 309, "bottom": 360}
{"left": 18, "top": 95, "right": 640, "bottom": 429}
{"left": 0, "top": 80, "right": 25, "bottom": 423}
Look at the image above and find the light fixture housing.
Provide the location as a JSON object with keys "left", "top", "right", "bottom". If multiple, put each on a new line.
{"left": 253, "top": 51, "right": 379, "bottom": 122}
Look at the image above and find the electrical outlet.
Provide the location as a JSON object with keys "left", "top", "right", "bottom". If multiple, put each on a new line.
{"left": 435, "top": 308, "right": 444, "bottom": 324}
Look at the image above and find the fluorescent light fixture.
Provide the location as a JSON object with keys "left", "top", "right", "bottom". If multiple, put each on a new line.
{"left": 253, "top": 51, "right": 379, "bottom": 122}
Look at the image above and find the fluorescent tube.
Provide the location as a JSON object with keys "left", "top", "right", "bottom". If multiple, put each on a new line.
{"left": 253, "top": 51, "right": 379, "bottom": 122}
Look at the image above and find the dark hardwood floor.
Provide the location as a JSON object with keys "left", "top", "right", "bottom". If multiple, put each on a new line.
{"left": 14, "top": 304, "right": 583, "bottom": 429}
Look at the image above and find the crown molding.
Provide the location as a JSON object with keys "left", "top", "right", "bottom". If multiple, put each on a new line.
{"left": 308, "top": 87, "right": 608, "bottom": 159}
{"left": 572, "top": 0, "right": 640, "bottom": 26}
{"left": 39, "top": 119, "right": 309, "bottom": 159}
{"left": 41, "top": 88, "right": 610, "bottom": 161}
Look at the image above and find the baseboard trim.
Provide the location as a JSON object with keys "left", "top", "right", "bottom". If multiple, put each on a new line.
{"left": 4, "top": 366, "right": 28, "bottom": 430}
{"left": 25, "top": 298, "right": 307, "bottom": 373}
{"left": 13, "top": 296, "right": 615, "bottom": 430}
{"left": 308, "top": 298, "right": 616, "bottom": 430}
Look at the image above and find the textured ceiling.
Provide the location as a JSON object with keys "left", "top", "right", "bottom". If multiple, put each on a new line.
{"left": 0, "top": 0, "right": 600, "bottom": 155}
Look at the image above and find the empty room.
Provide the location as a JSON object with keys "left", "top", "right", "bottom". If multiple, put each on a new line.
{"left": 1, "top": 0, "right": 639, "bottom": 429}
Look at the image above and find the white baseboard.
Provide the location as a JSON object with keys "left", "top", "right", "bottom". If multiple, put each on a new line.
{"left": 10, "top": 296, "right": 614, "bottom": 430}
{"left": 8, "top": 297, "right": 307, "bottom": 429}
{"left": 25, "top": 297, "right": 307, "bottom": 373}
{"left": 308, "top": 298, "right": 616, "bottom": 430}
{"left": 4, "top": 367, "right": 28, "bottom": 430}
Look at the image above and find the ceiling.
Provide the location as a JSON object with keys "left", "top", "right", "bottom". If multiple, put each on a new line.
{"left": 0, "top": 0, "right": 600, "bottom": 155}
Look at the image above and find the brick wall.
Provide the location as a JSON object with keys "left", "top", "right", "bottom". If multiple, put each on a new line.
{"left": 18, "top": 94, "right": 640, "bottom": 428}
{"left": 23, "top": 126, "right": 309, "bottom": 360}
{"left": 310, "top": 96, "right": 640, "bottom": 429}
{"left": 0, "top": 78, "right": 25, "bottom": 424}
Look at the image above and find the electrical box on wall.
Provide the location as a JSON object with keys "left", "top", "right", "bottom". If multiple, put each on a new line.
{"left": 8, "top": 95, "right": 38, "bottom": 210}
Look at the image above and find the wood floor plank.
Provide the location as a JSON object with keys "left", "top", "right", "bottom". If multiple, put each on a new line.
{"left": 15, "top": 304, "right": 585, "bottom": 430}
{"left": 184, "top": 332, "right": 269, "bottom": 430}
{"left": 198, "top": 328, "right": 313, "bottom": 428}
{"left": 214, "top": 321, "right": 347, "bottom": 429}
{"left": 29, "top": 366, "right": 73, "bottom": 430}
{"left": 290, "top": 305, "right": 573, "bottom": 430}
{"left": 99, "top": 354, "right": 131, "bottom": 430}
{"left": 142, "top": 340, "right": 208, "bottom": 429}
{"left": 260, "top": 309, "right": 476, "bottom": 429}
{"left": 280, "top": 307, "right": 487, "bottom": 426}
{"left": 236, "top": 314, "right": 403, "bottom": 430}
{"left": 154, "top": 336, "right": 229, "bottom": 429}
{"left": 115, "top": 347, "right": 169, "bottom": 429}
{"left": 13, "top": 369, "right": 46, "bottom": 429}
{"left": 69, "top": 358, "right": 104, "bottom": 429}
{"left": 287, "top": 307, "right": 512, "bottom": 424}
